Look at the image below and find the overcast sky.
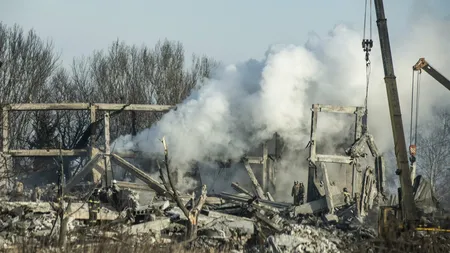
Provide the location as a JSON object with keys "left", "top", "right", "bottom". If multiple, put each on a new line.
{"left": 1, "top": 0, "right": 449, "bottom": 66}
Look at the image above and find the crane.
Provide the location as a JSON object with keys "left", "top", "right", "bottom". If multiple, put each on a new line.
{"left": 373, "top": 0, "right": 417, "bottom": 223}
{"left": 370, "top": 1, "right": 450, "bottom": 237}
{"left": 409, "top": 58, "right": 450, "bottom": 184}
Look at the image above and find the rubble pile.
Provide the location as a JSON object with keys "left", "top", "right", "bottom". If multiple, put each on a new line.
{"left": 263, "top": 225, "right": 345, "bottom": 253}
{"left": 0, "top": 187, "right": 377, "bottom": 252}
{"left": 0, "top": 201, "right": 57, "bottom": 245}
{"left": 3, "top": 178, "right": 434, "bottom": 253}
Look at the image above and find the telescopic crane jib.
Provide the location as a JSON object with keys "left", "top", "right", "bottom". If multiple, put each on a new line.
{"left": 413, "top": 58, "right": 450, "bottom": 91}
{"left": 372, "top": 0, "right": 417, "bottom": 222}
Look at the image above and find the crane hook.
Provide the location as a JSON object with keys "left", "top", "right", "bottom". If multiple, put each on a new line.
{"left": 362, "top": 39, "right": 373, "bottom": 64}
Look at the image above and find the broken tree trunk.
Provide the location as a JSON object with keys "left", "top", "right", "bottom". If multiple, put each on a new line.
{"left": 160, "top": 137, "right": 207, "bottom": 241}
{"left": 186, "top": 185, "right": 208, "bottom": 239}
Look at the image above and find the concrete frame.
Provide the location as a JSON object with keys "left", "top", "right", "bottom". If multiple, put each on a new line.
{"left": 244, "top": 135, "right": 280, "bottom": 194}
{"left": 1, "top": 103, "right": 280, "bottom": 196}
{"left": 307, "top": 104, "right": 366, "bottom": 213}
{"left": 0, "top": 103, "right": 174, "bottom": 190}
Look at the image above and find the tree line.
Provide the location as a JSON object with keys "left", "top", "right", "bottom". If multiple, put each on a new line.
{"left": 0, "top": 22, "right": 218, "bottom": 184}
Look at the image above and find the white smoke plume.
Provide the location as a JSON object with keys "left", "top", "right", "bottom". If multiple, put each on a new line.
{"left": 112, "top": 13, "right": 450, "bottom": 199}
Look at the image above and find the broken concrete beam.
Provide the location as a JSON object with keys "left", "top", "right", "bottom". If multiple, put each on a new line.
{"left": 243, "top": 161, "right": 267, "bottom": 199}
{"left": 320, "top": 163, "right": 334, "bottom": 214}
{"left": 315, "top": 154, "right": 353, "bottom": 164}
{"left": 64, "top": 154, "right": 102, "bottom": 191}
{"left": 366, "top": 134, "right": 380, "bottom": 157}
{"left": 294, "top": 198, "right": 327, "bottom": 215}
{"left": 266, "top": 192, "right": 275, "bottom": 202}
{"left": 315, "top": 104, "right": 359, "bottom": 114}
{"left": 111, "top": 154, "right": 170, "bottom": 197}
{"left": 294, "top": 194, "right": 346, "bottom": 215}
{"left": 198, "top": 211, "right": 255, "bottom": 238}
{"left": 1, "top": 201, "right": 53, "bottom": 214}
{"left": 127, "top": 218, "right": 171, "bottom": 235}
{"left": 254, "top": 211, "right": 283, "bottom": 233}
{"left": 115, "top": 181, "right": 153, "bottom": 192}
{"left": 231, "top": 182, "right": 253, "bottom": 197}
{"left": 218, "top": 192, "right": 291, "bottom": 209}
{"left": 205, "top": 196, "right": 224, "bottom": 206}
{"left": 346, "top": 134, "right": 368, "bottom": 158}
{"left": 204, "top": 210, "right": 254, "bottom": 222}
{"left": 324, "top": 213, "right": 339, "bottom": 224}
{"left": 245, "top": 156, "right": 263, "bottom": 164}
{"left": 1, "top": 202, "right": 119, "bottom": 220}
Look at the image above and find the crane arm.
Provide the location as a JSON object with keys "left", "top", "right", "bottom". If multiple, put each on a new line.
{"left": 413, "top": 58, "right": 450, "bottom": 91}
{"left": 374, "top": 0, "right": 417, "bottom": 222}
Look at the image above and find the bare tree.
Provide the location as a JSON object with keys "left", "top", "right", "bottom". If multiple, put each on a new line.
{"left": 416, "top": 105, "right": 450, "bottom": 207}
{"left": 160, "top": 137, "right": 207, "bottom": 241}
{"left": 80, "top": 39, "right": 218, "bottom": 142}
{"left": 0, "top": 23, "right": 59, "bottom": 182}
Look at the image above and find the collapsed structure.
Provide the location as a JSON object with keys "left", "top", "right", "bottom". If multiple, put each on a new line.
{"left": 302, "top": 104, "right": 385, "bottom": 219}
{"left": 0, "top": 101, "right": 394, "bottom": 252}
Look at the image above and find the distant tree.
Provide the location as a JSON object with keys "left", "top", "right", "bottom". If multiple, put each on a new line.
{"left": 416, "top": 105, "right": 450, "bottom": 207}
{"left": 0, "top": 23, "right": 60, "bottom": 183}
{"left": 77, "top": 39, "right": 218, "bottom": 142}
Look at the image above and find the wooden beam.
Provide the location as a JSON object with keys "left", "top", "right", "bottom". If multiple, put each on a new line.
{"left": 6, "top": 103, "right": 174, "bottom": 112}
{"left": 8, "top": 149, "right": 88, "bottom": 157}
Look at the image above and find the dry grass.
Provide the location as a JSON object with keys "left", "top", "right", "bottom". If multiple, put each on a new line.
{"left": 0, "top": 227, "right": 241, "bottom": 253}
{"left": 0, "top": 236, "right": 235, "bottom": 253}
{"left": 350, "top": 232, "right": 450, "bottom": 253}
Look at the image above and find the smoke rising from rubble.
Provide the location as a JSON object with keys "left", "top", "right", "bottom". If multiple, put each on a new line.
{"left": 112, "top": 14, "right": 450, "bottom": 197}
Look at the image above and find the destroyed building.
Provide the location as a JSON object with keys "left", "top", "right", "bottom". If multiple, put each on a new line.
{"left": 0, "top": 101, "right": 397, "bottom": 253}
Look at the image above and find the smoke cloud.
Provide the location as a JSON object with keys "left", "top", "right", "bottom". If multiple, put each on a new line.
{"left": 112, "top": 14, "right": 450, "bottom": 199}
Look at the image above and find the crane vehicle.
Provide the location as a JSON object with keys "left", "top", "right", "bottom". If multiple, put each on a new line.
{"left": 360, "top": 0, "right": 450, "bottom": 237}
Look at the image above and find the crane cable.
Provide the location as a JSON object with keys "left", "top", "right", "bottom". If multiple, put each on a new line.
{"left": 362, "top": 0, "right": 373, "bottom": 132}
{"left": 409, "top": 69, "right": 421, "bottom": 161}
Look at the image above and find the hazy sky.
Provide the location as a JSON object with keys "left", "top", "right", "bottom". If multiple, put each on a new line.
{"left": 1, "top": 0, "right": 449, "bottom": 66}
